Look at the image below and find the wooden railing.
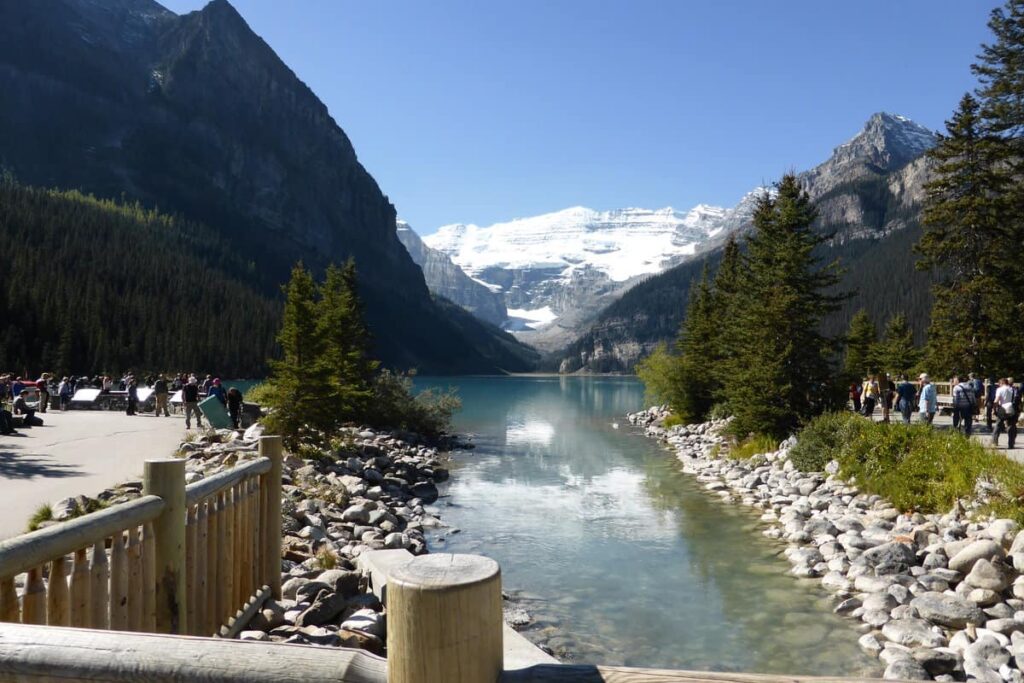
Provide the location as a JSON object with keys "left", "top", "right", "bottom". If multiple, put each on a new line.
{"left": 0, "top": 435, "right": 283, "bottom": 637}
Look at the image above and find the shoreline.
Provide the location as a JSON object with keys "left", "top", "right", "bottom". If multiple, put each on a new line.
{"left": 629, "top": 406, "right": 1024, "bottom": 682}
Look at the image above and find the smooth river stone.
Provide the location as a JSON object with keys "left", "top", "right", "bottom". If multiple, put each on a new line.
{"left": 949, "top": 540, "right": 1006, "bottom": 574}
{"left": 881, "top": 618, "right": 946, "bottom": 648}
{"left": 911, "top": 591, "right": 984, "bottom": 628}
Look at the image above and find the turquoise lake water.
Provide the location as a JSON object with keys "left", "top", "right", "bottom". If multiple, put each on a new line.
{"left": 414, "top": 375, "right": 878, "bottom": 675}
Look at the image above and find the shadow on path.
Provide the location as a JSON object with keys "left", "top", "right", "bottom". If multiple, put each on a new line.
{"left": 0, "top": 445, "right": 83, "bottom": 480}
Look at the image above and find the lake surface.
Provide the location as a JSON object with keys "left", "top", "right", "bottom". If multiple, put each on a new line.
{"left": 415, "top": 375, "right": 878, "bottom": 675}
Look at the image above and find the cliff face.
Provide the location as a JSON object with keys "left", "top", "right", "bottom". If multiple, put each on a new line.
{"left": 396, "top": 221, "right": 508, "bottom": 327}
{"left": 0, "top": 0, "right": 536, "bottom": 373}
{"left": 555, "top": 113, "right": 937, "bottom": 373}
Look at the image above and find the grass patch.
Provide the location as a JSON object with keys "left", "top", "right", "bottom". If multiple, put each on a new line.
{"left": 313, "top": 545, "right": 339, "bottom": 570}
{"left": 728, "top": 434, "right": 778, "bottom": 460}
{"left": 792, "top": 412, "right": 1024, "bottom": 523}
{"left": 662, "top": 413, "right": 685, "bottom": 429}
{"left": 26, "top": 503, "right": 52, "bottom": 531}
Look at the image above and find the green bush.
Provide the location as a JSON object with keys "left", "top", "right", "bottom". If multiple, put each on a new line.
{"left": 728, "top": 434, "right": 779, "bottom": 460}
{"left": 662, "top": 413, "right": 685, "bottom": 429}
{"left": 791, "top": 412, "right": 1024, "bottom": 523}
{"left": 370, "top": 370, "right": 461, "bottom": 439}
{"left": 244, "top": 382, "right": 274, "bottom": 406}
{"left": 788, "top": 411, "right": 869, "bottom": 471}
{"left": 708, "top": 402, "right": 731, "bottom": 421}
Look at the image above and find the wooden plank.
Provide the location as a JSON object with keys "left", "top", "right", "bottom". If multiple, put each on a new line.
{"left": 109, "top": 532, "right": 128, "bottom": 630}
{"left": 89, "top": 539, "right": 109, "bottom": 630}
{"left": 0, "top": 622, "right": 388, "bottom": 683}
{"left": 126, "top": 526, "right": 142, "bottom": 631}
{"left": 69, "top": 548, "right": 90, "bottom": 627}
{"left": 194, "top": 501, "right": 208, "bottom": 636}
{"left": 0, "top": 496, "right": 165, "bottom": 579}
{"left": 501, "top": 666, "right": 890, "bottom": 683}
{"left": 0, "top": 577, "right": 18, "bottom": 623}
{"left": 21, "top": 567, "right": 46, "bottom": 625}
{"left": 223, "top": 486, "right": 236, "bottom": 626}
{"left": 259, "top": 435, "right": 283, "bottom": 600}
{"left": 185, "top": 505, "right": 198, "bottom": 635}
{"left": 142, "top": 522, "right": 156, "bottom": 632}
{"left": 184, "top": 457, "right": 271, "bottom": 507}
{"left": 46, "top": 556, "right": 69, "bottom": 626}
{"left": 207, "top": 496, "right": 221, "bottom": 636}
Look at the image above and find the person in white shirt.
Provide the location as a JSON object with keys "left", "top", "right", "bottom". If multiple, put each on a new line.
{"left": 992, "top": 378, "right": 1019, "bottom": 449}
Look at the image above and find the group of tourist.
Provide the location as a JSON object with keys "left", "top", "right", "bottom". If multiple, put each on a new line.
{"left": 0, "top": 371, "right": 247, "bottom": 433}
{"left": 849, "top": 373, "right": 1022, "bottom": 448}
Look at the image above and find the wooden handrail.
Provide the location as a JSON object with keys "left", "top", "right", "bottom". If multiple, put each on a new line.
{"left": 0, "top": 622, "right": 387, "bottom": 682}
{"left": 185, "top": 456, "right": 271, "bottom": 506}
{"left": 0, "top": 496, "right": 165, "bottom": 579}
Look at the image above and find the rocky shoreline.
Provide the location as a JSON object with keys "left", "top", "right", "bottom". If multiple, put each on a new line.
{"left": 47, "top": 423, "right": 458, "bottom": 656}
{"left": 629, "top": 406, "right": 1024, "bottom": 683}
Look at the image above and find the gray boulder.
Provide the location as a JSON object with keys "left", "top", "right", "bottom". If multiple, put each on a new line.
{"left": 910, "top": 592, "right": 984, "bottom": 629}
{"left": 881, "top": 618, "right": 946, "bottom": 648}
{"left": 883, "top": 658, "right": 929, "bottom": 681}
{"left": 948, "top": 540, "right": 1006, "bottom": 574}
{"left": 964, "top": 558, "right": 1015, "bottom": 592}
{"left": 912, "top": 647, "right": 959, "bottom": 676}
{"left": 863, "top": 542, "right": 917, "bottom": 570}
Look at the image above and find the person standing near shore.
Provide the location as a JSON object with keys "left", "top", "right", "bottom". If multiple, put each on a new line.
{"left": 227, "top": 386, "right": 244, "bottom": 429}
{"left": 919, "top": 374, "right": 937, "bottom": 424}
{"left": 58, "top": 377, "right": 72, "bottom": 410}
{"left": 35, "top": 373, "right": 50, "bottom": 413}
{"left": 895, "top": 375, "right": 916, "bottom": 424}
{"left": 125, "top": 377, "right": 138, "bottom": 416}
{"left": 992, "top": 378, "right": 1018, "bottom": 449}
{"left": 952, "top": 376, "right": 977, "bottom": 436}
{"left": 183, "top": 377, "right": 203, "bottom": 429}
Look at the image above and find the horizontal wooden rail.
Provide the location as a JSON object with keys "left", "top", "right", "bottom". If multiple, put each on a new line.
{"left": 0, "top": 622, "right": 387, "bottom": 683}
{"left": 0, "top": 496, "right": 165, "bottom": 579}
{"left": 501, "top": 667, "right": 888, "bottom": 682}
{"left": 185, "top": 457, "right": 271, "bottom": 506}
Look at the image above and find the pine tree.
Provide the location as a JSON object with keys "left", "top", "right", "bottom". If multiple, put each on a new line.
{"left": 710, "top": 236, "right": 742, "bottom": 407}
{"left": 918, "top": 94, "right": 1012, "bottom": 375}
{"left": 264, "top": 263, "right": 334, "bottom": 446}
{"left": 874, "top": 314, "right": 922, "bottom": 377}
{"left": 844, "top": 309, "right": 877, "bottom": 381}
{"left": 317, "top": 260, "right": 378, "bottom": 426}
{"left": 724, "top": 175, "right": 845, "bottom": 439}
{"left": 670, "top": 267, "right": 719, "bottom": 422}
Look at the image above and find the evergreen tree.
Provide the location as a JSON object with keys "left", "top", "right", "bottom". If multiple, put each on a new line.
{"left": 317, "top": 260, "right": 379, "bottom": 426}
{"left": 918, "top": 94, "right": 1012, "bottom": 375}
{"left": 264, "top": 263, "right": 334, "bottom": 446}
{"left": 874, "top": 314, "right": 922, "bottom": 377}
{"left": 670, "top": 267, "right": 719, "bottom": 422}
{"left": 844, "top": 309, "right": 877, "bottom": 381}
{"left": 710, "top": 236, "right": 742, "bottom": 407}
{"left": 724, "top": 175, "right": 845, "bottom": 439}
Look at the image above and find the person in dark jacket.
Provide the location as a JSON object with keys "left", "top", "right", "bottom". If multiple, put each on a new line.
{"left": 227, "top": 387, "right": 244, "bottom": 429}
{"left": 208, "top": 379, "right": 227, "bottom": 406}
{"left": 125, "top": 378, "right": 138, "bottom": 416}
{"left": 183, "top": 378, "right": 203, "bottom": 429}
{"left": 153, "top": 375, "right": 170, "bottom": 417}
{"left": 895, "top": 376, "right": 917, "bottom": 424}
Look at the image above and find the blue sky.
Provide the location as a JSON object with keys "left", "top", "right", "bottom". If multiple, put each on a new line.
{"left": 162, "top": 1, "right": 993, "bottom": 233}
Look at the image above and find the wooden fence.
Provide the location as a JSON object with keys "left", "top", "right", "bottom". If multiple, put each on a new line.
{"left": 0, "top": 549, "right": 888, "bottom": 683}
{"left": 0, "top": 435, "right": 283, "bottom": 637}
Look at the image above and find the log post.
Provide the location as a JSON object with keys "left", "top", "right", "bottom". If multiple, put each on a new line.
{"left": 259, "top": 435, "right": 283, "bottom": 600}
{"left": 194, "top": 502, "right": 208, "bottom": 636}
{"left": 144, "top": 459, "right": 186, "bottom": 634}
{"left": 223, "top": 487, "right": 236, "bottom": 623}
{"left": 387, "top": 553, "right": 503, "bottom": 683}
{"left": 142, "top": 522, "right": 156, "bottom": 632}
{"left": 109, "top": 531, "right": 128, "bottom": 630}
{"left": 185, "top": 506, "right": 197, "bottom": 635}
{"left": 206, "top": 496, "right": 221, "bottom": 636}
{"left": 46, "top": 556, "right": 70, "bottom": 626}
{"left": 69, "top": 548, "right": 90, "bottom": 627}
{"left": 0, "top": 577, "right": 18, "bottom": 622}
{"left": 126, "top": 526, "right": 142, "bottom": 631}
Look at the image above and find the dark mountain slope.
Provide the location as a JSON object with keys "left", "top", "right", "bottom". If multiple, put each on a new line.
{"left": 0, "top": 0, "right": 536, "bottom": 374}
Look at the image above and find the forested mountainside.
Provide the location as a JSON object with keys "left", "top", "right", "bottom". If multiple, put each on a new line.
{"left": 0, "top": 180, "right": 280, "bottom": 376}
{"left": 555, "top": 114, "right": 937, "bottom": 373}
{"left": 0, "top": 0, "right": 536, "bottom": 374}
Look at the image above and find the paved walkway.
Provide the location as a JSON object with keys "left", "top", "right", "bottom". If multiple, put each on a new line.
{"left": 0, "top": 411, "right": 186, "bottom": 540}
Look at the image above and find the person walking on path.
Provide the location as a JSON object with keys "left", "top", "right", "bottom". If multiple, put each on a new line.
{"left": 153, "top": 375, "right": 170, "bottom": 417}
{"left": 969, "top": 373, "right": 985, "bottom": 427}
{"left": 183, "top": 377, "right": 203, "bottom": 429}
{"left": 986, "top": 378, "right": 998, "bottom": 429}
{"left": 952, "top": 375, "right": 977, "bottom": 436}
{"left": 992, "top": 378, "right": 1019, "bottom": 449}
{"left": 895, "top": 375, "right": 917, "bottom": 424}
{"left": 849, "top": 381, "right": 862, "bottom": 413}
{"left": 35, "top": 373, "right": 50, "bottom": 413}
{"left": 919, "top": 374, "right": 938, "bottom": 425}
{"left": 125, "top": 377, "right": 138, "bottom": 416}
{"left": 862, "top": 375, "right": 879, "bottom": 418}
{"left": 878, "top": 373, "right": 892, "bottom": 423}
{"left": 226, "top": 386, "right": 244, "bottom": 429}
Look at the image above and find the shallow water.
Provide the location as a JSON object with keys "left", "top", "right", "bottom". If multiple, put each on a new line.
{"left": 416, "top": 375, "right": 878, "bottom": 675}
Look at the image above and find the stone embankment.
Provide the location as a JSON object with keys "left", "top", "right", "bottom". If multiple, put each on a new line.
{"left": 50, "top": 424, "right": 453, "bottom": 656}
{"left": 629, "top": 406, "right": 1024, "bottom": 683}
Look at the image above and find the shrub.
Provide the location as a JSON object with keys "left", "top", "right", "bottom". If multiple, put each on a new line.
{"left": 26, "top": 503, "right": 52, "bottom": 532}
{"left": 244, "top": 382, "right": 274, "bottom": 406}
{"left": 708, "top": 402, "right": 731, "bottom": 421}
{"left": 370, "top": 370, "right": 461, "bottom": 439}
{"left": 662, "top": 413, "right": 685, "bottom": 429}
{"left": 728, "top": 434, "right": 778, "bottom": 460}
{"left": 788, "top": 411, "right": 868, "bottom": 471}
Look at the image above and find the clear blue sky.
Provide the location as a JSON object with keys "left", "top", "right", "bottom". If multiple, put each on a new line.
{"left": 161, "top": 0, "right": 994, "bottom": 233}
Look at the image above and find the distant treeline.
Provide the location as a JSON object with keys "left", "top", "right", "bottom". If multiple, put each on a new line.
{"left": 0, "top": 178, "right": 280, "bottom": 377}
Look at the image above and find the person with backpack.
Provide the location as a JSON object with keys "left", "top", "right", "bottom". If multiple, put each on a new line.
{"left": 153, "top": 375, "right": 170, "bottom": 417}
{"left": 992, "top": 378, "right": 1018, "bottom": 449}
{"left": 919, "top": 374, "right": 938, "bottom": 425}
{"left": 952, "top": 375, "right": 977, "bottom": 436}
{"left": 861, "top": 375, "right": 879, "bottom": 418}
{"left": 895, "top": 375, "right": 917, "bottom": 424}
{"left": 986, "top": 378, "right": 998, "bottom": 429}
